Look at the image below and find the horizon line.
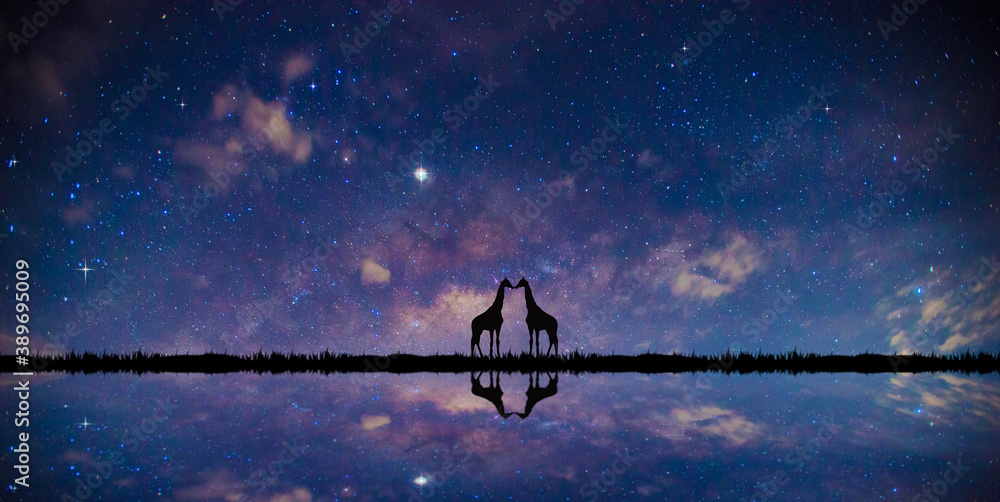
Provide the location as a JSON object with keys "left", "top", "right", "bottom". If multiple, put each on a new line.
{"left": 3, "top": 350, "right": 998, "bottom": 375}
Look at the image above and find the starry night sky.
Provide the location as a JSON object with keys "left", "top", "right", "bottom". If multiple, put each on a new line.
{"left": 1, "top": 1, "right": 999, "bottom": 500}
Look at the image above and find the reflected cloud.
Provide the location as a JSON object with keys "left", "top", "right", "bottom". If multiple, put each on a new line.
{"left": 670, "top": 406, "right": 765, "bottom": 446}
{"left": 389, "top": 373, "right": 495, "bottom": 414}
{"left": 884, "top": 373, "right": 1000, "bottom": 428}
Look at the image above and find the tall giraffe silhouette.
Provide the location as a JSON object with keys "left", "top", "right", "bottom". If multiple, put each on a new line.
{"left": 516, "top": 372, "right": 558, "bottom": 419}
{"left": 515, "top": 277, "right": 558, "bottom": 357}
{"left": 471, "top": 277, "right": 513, "bottom": 358}
{"left": 470, "top": 371, "right": 514, "bottom": 419}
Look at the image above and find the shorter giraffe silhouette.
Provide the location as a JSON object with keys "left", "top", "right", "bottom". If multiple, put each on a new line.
{"left": 470, "top": 371, "right": 514, "bottom": 419}
{"left": 517, "top": 372, "right": 558, "bottom": 419}
{"left": 514, "top": 277, "right": 558, "bottom": 357}
{"left": 471, "top": 278, "right": 513, "bottom": 358}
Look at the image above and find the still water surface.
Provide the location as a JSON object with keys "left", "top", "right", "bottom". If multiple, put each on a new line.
{"left": 10, "top": 371, "right": 999, "bottom": 500}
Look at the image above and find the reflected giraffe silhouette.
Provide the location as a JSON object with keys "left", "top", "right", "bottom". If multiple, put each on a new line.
{"left": 517, "top": 372, "right": 558, "bottom": 419}
{"left": 467, "top": 371, "right": 559, "bottom": 420}
{"left": 470, "top": 371, "right": 514, "bottom": 419}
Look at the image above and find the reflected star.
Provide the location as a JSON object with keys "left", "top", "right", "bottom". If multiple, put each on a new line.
{"left": 414, "top": 167, "right": 430, "bottom": 185}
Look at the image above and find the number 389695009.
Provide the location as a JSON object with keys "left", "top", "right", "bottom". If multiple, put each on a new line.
{"left": 14, "top": 260, "right": 30, "bottom": 354}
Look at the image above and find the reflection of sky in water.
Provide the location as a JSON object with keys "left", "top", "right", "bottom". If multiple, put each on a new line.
{"left": 8, "top": 372, "right": 998, "bottom": 500}
{"left": 3, "top": 0, "right": 1000, "bottom": 500}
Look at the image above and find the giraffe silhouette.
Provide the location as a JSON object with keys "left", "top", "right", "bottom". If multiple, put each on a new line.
{"left": 514, "top": 277, "right": 558, "bottom": 357}
{"left": 471, "top": 277, "right": 513, "bottom": 358}
{"left": 470, "top": 371, "right": 514, "bottom": 419}
{"left": 516, "top": 372, "right": 558, "bottom": 419}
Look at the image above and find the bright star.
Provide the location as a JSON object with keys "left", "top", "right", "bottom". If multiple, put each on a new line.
{"left": 414, "top": 476, "right": 429, "bottom": 486}
{"left": 8, "top": 156, "right": 19, "bottom": 168}
{"left": 77, "top": 260, "right": 94, "bottom": 283}
{"left": 414, "top": 167, "right": 429, "bottom": 184}
{"left": 77, "top": 416, "right": 93, "bottom": 430}
{"left": 178, "top": 100, "right": 187, "bottom": 110}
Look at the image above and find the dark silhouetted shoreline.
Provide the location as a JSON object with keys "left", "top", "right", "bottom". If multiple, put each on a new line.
{"left": 2, "top": 349, "right": 998, "bottom": 375}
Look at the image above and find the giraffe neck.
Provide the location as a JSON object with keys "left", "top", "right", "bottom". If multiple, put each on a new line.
{"left": 491, "top": 285, "right": 505, "bottom": 310}
{"left": 524, "top": 285, "right": 538, "bottom": 310}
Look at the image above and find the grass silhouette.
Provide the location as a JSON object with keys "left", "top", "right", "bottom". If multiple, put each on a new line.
{"left": 2, "top": 349, "right": 998, "bottom": 375}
